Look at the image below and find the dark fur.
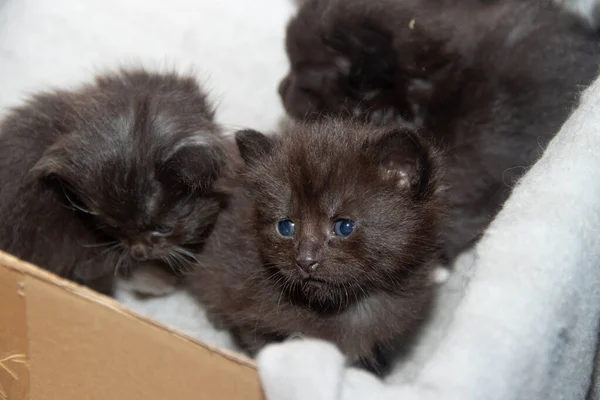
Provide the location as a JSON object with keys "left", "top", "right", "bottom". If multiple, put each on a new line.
{"left": 188, "top": 120, "right": 444, "bottom": 375}
{"left": 280, "top": 0, "right": 600, "bottom": 261}
{"left": 0, "top": 69, "right": 229, "bottom": 295}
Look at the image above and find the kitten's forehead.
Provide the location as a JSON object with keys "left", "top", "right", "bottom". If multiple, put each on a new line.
{"left": 67, "top": 105, "right": 212, "bottom": 213}
{"left": 74, "top": 102, "right": 214, "bottom": 163}
{"left": 163, "top": 134, "right": 208, "bottom": 161}
{"left": 253, "top": 122, "right": 386, "bottom": 216}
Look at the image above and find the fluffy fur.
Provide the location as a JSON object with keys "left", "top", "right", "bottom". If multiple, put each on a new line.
{"left": 188, "top": 120, "right": 445, "bottom": 375}
{"left": 0, "top": 69, "right": 229, "bottom": 295}
{"left": 279, "top": 0, "right": 600, "bottom": 261}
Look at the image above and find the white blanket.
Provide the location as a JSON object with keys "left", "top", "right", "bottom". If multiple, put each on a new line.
{"left": 1, "top": 0, "right": 599, "bottom": 399}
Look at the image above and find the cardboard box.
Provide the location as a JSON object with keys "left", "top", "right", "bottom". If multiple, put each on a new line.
{"left": 0, "top": 250, "right": 264, "bottom": 400}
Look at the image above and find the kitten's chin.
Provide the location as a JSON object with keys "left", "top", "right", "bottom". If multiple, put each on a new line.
{"left": 270, "top": 267, "right": 366, "bottom": 313}
{"left": 286, "top": 278, "right": 364, "bottom": 314}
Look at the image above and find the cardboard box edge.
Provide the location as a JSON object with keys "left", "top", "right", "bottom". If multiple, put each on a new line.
{"left": 0, "top": 249, "right": 257, "bottom": 371}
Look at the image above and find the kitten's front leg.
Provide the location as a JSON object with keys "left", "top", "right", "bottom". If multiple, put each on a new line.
{"left": 70, "top": 256, "right": 117, "bottom": 296}
{"left": 80, "top": 273, "right": 116, "bottom": 296}
{"left": 352, "top": 341, "right": 395, "bottom": 377}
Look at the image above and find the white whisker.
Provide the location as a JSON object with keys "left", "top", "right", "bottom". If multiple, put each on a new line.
{"left": 114, "top": 253, "right": 127, "bottom": 276}
{"left": 78, "top": 240, "right": 119, "bottom": 249}
{"left": 59, "top": 183, "right": 97, "bottom": 215}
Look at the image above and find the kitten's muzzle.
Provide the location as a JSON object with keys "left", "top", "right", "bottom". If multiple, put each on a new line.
{"left": 130, "top": 243, "right": 149, "bottom": 262}
{"left": 296, "top": 257, "right": 319, "bottom": 275}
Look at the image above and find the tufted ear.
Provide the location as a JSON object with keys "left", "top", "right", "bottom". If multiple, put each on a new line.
{"left": 30, "top": 141, "right": 71, "bottom": 179}
{"left": 162, "top": 138, "right": 226, "bottom": 192}
{"left": 369, "top": 128, "right": 435, "bottom": 198}
{"left": 235, "top": 129, "right": 275, "bottom": 165}
{"left": 29, "top": 140, "right": 94, "bottom": 214}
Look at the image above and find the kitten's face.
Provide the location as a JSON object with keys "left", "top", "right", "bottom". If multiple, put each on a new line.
{"left": 280, "top": 0, "right": 437, "bottom": 127}
{"left": 32, "top": 94, "right": 227, "bottom": 279}
{"left": 235, "top": 121, "right": 442, "bottom": 310}
{"left": 278, "top": 27, "right": 354, "bottom": 120}
{"left": 279, "top": 0, "right": 415, "bottom": 125}
{"left": 84, "top": 166, "right": 223, "bottom": 271}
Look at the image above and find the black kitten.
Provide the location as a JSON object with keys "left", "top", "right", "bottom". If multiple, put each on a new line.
{"left": 279, "top": 0, "right": 600, "bottom": 261}
{"left": 189, "top": 120, "right": 444, "bottom": 375}
{"left": 0, "top": 69, "right": 229, "bottom": 295}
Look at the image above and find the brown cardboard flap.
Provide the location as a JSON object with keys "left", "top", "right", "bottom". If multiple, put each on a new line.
{"left": 0, "top": 260, "right": 29, "bottom": 400}
{"left": 0, "top": 250, "right": 264, "bottom": 400}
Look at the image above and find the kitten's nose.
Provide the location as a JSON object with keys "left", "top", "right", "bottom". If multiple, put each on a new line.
{"left": 296, "top": 257, "right": 319, "bottom": 274}
{"left": 130, "top": 244, "right": 148, "bottom": 261}
{"left": 278, "top": 75, "right": 291, "bottom": 98}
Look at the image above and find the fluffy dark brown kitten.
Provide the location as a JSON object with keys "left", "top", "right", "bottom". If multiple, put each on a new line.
{"left": 279, "top": 0, "right": 600, "bottom": 261}
{"left": 188, "top": 120, "right": 444, "bottom": 375}
{"left": 0, "top": 69, "right": 229, "bottom": 295}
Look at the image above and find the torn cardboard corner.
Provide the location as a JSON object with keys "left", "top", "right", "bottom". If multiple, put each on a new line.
{"left": 0, "top": 250, "right": 264, "bottom": 400}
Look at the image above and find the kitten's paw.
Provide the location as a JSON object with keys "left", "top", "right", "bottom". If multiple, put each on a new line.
{"left": 126, "top": 263, "right": 179, "bottom": 297}
{"left": 287, "top": 332, "right": 306, "bottom": 341}
{"left": 353, "top": 343, "right": 394, "bottom": 377}
{"left": 431, "top": 266, "right": 451, "bottom": 285}
{"left": 205, "top": 311, "right": 229, "bottom": 330}
{"left": 83, "top": 274, "right": 116, "bottom": 296}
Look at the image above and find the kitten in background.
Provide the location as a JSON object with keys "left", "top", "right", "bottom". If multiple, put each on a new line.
{"left": 188, "top": 120, "right": 445, "bottom": 375}
{"left": 279, "top": 0, "right": 600, "bottom": 263}
{"left": 0, "top": 69, "right": 229, "bottom": 295}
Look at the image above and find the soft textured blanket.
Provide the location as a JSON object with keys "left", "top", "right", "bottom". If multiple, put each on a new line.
{"left": 0, "top": 0, "right": 598, "bottom": 399}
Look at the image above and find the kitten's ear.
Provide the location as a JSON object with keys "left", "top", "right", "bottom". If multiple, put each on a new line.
{"left": 30, "top": 145, "right": 87, "bottom": 209}
{"left": 235, "top": 129, "right": 274, "bottom": 165}
{"left": 164, "top": 141, "right": 225, "bottom": 191}
{"left": 370, "top": 129, "right": 435, "bottom": 197}
{"left": 29, "top": 144, "right": 73, "bottom": 182}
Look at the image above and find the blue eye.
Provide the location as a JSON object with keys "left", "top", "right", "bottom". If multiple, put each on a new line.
{"left": 333, "top": 219, "right": 355, "bottom": 237}
{"left": 277, "top": 219, "right": 296, "bottom": 237}
{"left": 153, "top": 225, "right": 173, "bottom": 235}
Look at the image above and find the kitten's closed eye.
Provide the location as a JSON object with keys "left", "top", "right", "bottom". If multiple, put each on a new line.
{"left": 153, "top": 225, "right": 173, "bottom": 235}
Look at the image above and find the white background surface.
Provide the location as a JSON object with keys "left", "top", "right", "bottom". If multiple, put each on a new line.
{"left": 0, "top": 0, "right": 294, "bottom": 132}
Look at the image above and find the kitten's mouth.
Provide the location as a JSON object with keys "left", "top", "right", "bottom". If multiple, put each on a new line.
{"left": 300, "top": 276, "right": 348, "bottom": 291}
{"left": 294, "top": 277, "right": 361, "bottom": 312}
{"left": 120, "top": 245, "right": 198, "bottom": 277}
{"left": 302, "top": 277, "right": 330, "bottom": 287}
{"left": 282, "top": 273, "right": 333, "bottom": 289}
